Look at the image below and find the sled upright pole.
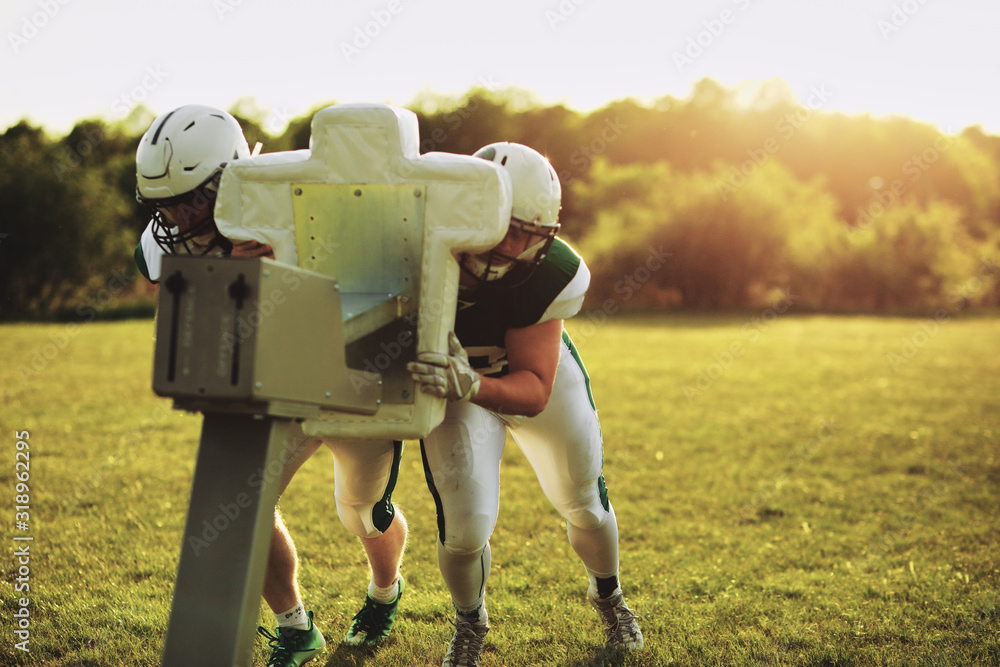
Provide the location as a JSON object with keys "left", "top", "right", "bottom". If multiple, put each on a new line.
{"left": 153, "top": 256, "right": 383, "bottom": 666}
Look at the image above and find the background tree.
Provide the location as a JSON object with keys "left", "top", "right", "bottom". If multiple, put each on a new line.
{"left": 0, "top": 121, "right": 134, "bottom": 318}
{"left": 1, "top": 79, "right": 998, "bottom": 319}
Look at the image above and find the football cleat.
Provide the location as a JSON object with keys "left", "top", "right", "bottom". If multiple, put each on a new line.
{"left": 256, "top": 610, "right": 326, "bottom": 667}
{"left": 344, "top": 576, "right": 405, "bottom": 646}
{"left": 442, "top": 614, "right": 490, "bottom": 667}
{"left": 590, "top": 591, "right": 643, "bottom": 650}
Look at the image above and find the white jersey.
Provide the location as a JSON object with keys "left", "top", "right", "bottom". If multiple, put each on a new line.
{"left": 134, "top": 220, "right": 167, "bottom": 282}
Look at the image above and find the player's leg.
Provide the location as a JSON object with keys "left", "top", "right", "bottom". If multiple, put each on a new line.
{"left": 264, "top": 508, "right": 306, "bottom": 619}
{"left": 259, "top": 429, "right": 326, "bottom": 666}
{"left": 420, "top": 401, "right": 506, "bottom": 665}
{"left": 263, "top": 430, "right": 322, "bottom": 617}
{"left": 512, "top": 338, "right": 618, "bottom": 585}
{"left": 327, "top": 439, "right": 407, "bottom": 645}
{"left": 361, "top": 509, "right": 407, "bottom": 588}
{"left": 511, "top": 334, "right": 643, "bottom": 650}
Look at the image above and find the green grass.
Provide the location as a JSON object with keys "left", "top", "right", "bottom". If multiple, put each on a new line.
{"left": 2, "top": 313, "right": 998, "bottom": 666}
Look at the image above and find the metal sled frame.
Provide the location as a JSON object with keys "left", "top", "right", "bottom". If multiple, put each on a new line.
{"left": 157, "top": 103, "right": 512, "bottom": 666}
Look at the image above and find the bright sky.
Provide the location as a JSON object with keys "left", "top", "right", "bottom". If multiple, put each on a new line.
{"left": 3, "top": 0, "right": 999, "bottom": 136}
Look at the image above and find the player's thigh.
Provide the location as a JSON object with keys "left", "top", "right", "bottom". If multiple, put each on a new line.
{"left": 325, "top": 438, "right": 400, "bottom": 505}
{"left": 513, "top": 346, "right": 605, "bottom": 497}
{"left": 276, "top": 426, "right": 324, "bottom": 498}
{"left": 422, "top": 401, "right": 507, "bottom": 549}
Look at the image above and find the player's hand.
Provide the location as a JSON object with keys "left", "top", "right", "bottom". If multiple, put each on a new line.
{"left": 407, "top": 332, "right": 481, "bottom": 402}
{"left": 231, "top": 239, "right": 275, "bottom": 259}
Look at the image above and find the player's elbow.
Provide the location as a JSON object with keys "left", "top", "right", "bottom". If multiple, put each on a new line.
{"left": 520, "top": 385, "right": 552, "bottom": 418}
{"left": 520, "top": 400, "right": 546, "bottom": 418}
{"left": 484, "top": 370, "right": 553, "bottom": 417}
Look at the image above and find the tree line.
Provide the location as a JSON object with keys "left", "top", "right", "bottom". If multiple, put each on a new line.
{"left": 1, "top": 77, "right": 998, "bottom": 319}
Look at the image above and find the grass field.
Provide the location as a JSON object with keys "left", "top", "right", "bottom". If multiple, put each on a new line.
{"left": 2, "top": 313, "right": 998, "bottom": 666}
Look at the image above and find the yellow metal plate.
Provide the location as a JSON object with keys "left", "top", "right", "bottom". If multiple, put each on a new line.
{"left": 291, "top": 183, "right": 425, "bottom": 405}
{"left": 291, "top": 183, "right": 425, "bottom": 296}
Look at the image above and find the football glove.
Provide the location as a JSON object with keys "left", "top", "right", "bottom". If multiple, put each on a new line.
{"left": 407, "top": 331, "right": 481, "bottom": 402}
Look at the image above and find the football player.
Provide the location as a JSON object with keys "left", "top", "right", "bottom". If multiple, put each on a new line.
{"left": 134, "top": 105, "right": 274, "bottom": 280}
{"left": 408, "top": 142, "right": 643, "bottom": 666}
{"left": 134, "top": 105, "right": 407, "bottom": 666}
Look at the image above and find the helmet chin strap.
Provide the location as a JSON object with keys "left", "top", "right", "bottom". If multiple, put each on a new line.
{"left": 458, "top": 218, "right": 558, "bottom": 286}
{"left": 515, "top": 239, "right": 547, "bottom": 263}
{"left": 460, "top": 253, "right": 513, "bottom": 282}
{"left": 186, "top": 230, "right": 234, "bottom": 257}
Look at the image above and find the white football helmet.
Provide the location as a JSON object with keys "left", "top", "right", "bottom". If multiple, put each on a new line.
{"left": 464, "top": 142, "right": 562, "bottom": 285}
{"left": 135, "top": 105, "right": 250, "bottom": 255}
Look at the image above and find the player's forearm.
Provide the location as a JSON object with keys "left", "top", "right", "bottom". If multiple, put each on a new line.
{"left": 473, "top": 369, "right": 551, "bottom": 417}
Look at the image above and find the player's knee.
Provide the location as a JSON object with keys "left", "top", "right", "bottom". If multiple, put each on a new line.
{"left": 335, "top": 498, "right": 391, "bottom": 539}
{"left": 553, "top": 490, "right": 609, "bottom": 531}
{"left": 563, "top": 504, "right": 608, "bottom": 531}
{"left": 440, "top": 512, "right": 494, "bottom": 556}
{"left": 552, "top": 475, "right": 611, "bottom": 531}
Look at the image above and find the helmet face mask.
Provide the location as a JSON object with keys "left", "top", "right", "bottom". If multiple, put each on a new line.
{"left": 135, "top": 105, "right": 249, "bottom": 256}
{"left": 460, "top": 217, "right": 559, "bottom": 286}
{"left": 137, "top": 171, "right": 233, "bottom": 256}
{"left": 463, "top": 142, "right": 562, "bottom": 287}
